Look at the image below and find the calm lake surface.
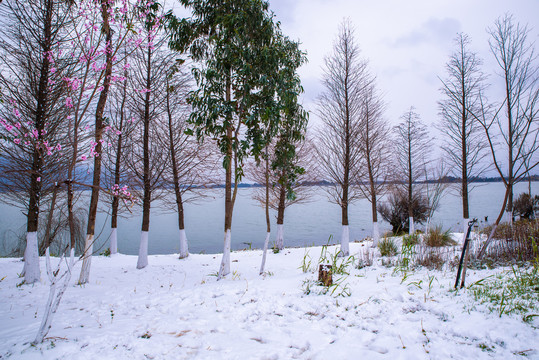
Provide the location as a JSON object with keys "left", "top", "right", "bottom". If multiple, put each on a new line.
{"left": 1, "top": 181, "right": 537, "bottom": 256}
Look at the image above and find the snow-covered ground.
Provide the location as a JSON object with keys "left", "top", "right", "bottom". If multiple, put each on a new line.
{"left": 1, "top": 241, "right": 538, "bottom": 359}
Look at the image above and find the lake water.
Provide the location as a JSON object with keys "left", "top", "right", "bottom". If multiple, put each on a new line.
{"left": 0, "top": 181, "right": 537, "bottom": 256}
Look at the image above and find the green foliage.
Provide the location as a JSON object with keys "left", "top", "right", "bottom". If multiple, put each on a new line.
{"left": 299, "top": 249, "right": 312, "bottom": 273}
{"left": 168, "top": 0, "right": 307, "bottom": 183}
{"left": 469, "top": 264, "right": 539, "bottom": 318}
{"left": 403, "top": 233, "right": 420, "bottom": 247}
{"left": 300, "top": 240, "right": 355, "bottom": 297}
{"left": 424, "top": 226, "right": 455, "bottom": 247}
{"left": 378, "top": 237, "right": 398, "bottom": 257}
{"left": 396, "top": 239, "right": 416, "bottom": 273}
{"left": 100, "top": 248, "right": 111, "bottom": 257}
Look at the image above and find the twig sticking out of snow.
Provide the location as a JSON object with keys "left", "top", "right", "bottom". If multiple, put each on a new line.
{"left": 34, "top": 247, "right": 75, "bottom": 344}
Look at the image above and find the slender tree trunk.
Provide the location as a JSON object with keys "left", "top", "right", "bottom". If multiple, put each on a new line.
{"left": 275, "top": 174, "right": 286, "bottom": 250}
{"left": 218, "top": 73, "right": 234, "bottom": 279}
{"left": 506, "top": 69, "right": 514, "bottom": 222}
{"left": 110, "top": 71, "right": 127, "bottom": 255}
{"left": 260, "top": 148, "right": 271, "bottom": 274}
{"left": 137, "top": 44, "right": 152, "bottom": 270}
{"left": 166, "top": 79, "right": 188, "bottom": 259}
{"left": 79, "top": 1, "right": 113, "bottom": 284}
{"left": 365, "top": 119, "right": 380, "bottom": 247}
{"left": 478, "top": 185, "right": 511, "bottom": 257}
{"left": 408, "top": 122, "right": 414, "bottom": 234}
{"left": 23, "top": 0, "right": 55, "bottom": 284}
{"left": 40, "top": 183, "right": 60, "bottom": 255}
{"left": 340, "top": 49, "right": 351, "bottom": 255}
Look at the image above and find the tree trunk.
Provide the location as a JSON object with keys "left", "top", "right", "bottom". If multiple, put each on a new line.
{"left": 110, "top": 79, "right": 126, "bottom": 255}
{"left": 24, "top": 0, "right": 54, "bottom": 284}
{"left": 478, "top": 185, "right": 511, "bottom": 258}
{"left": 79, "top": 0, "right": 113, "bottom": 284}
{"left": 138, "top": 44, "right": 153, "bottom": 269}
{"left": 260, "top": 148, "right": 271, "bottom": 275}
{"left": 218, "top": 74, "right": 234, "bottom": 279}
{"left": 340, "top": 225, "right": 349, "bottom": 255}
{"left": 166, "top": 78, "right": 188, "bottom": 259}
{"left": 275, "top": 180, "right": 286, "bottom": 250}
{"left": 259, "top": 232, "right": 271, "bottom": 275}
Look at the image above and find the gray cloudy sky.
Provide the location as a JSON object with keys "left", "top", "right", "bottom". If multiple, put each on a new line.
{"left": 267, "top": 0, "right": 539, "bottom": 134}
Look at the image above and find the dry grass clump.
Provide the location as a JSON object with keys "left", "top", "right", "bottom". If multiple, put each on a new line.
{"left": 424, "top": 225, "right": 456, "bottom": 247}
{"left": 480, "top": 220, "right": 539, "bottom": 262}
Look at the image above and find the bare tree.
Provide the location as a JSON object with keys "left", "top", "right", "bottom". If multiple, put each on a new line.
{"left": 160, "top": 64, "right": 219, "bottom": 259}
{"left": 249, "top": 135, "right": 317, "bottom": 251}
{"left": 438, "top": 33, "right": 489, "bottom": 234}
{"left": 474, "top": 14, "right": 539, "bottom": 256}
{"left": 101, "top": 63, "right": 138, "bottom": 255}
{"left": 127, "top": 33, "right": 173, "bottom": 269}
{"left": 393, "top": 107, "right": 432, "bottom": 234}
{"left": 356, "top": 83, "right": 391, "bottom": 246}
{"left": 316, "top": 20, "right": 370, "bottom": 256}
{"left": 0, "top": 0, "right": 74, "bottom": 283}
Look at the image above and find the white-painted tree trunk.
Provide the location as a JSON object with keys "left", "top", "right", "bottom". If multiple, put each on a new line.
{"left": 218, "top": 230, "right": 231, "bottom": 279}
{"left": 110, "top": 228, "right": 118, "bottom": 255}
{"left": 35, "top": 248, "right": 74, "bottom": 344}
{"left": 23, "top": 232, "right": 40, "bottom": 284}
{"left": 340, "top": 225, "right": 349, "bottom": 256}
{"left": 372, "top": 221, "right": 380, "bottom": 247}
{"left": 259, "top": 232, "right": 271, "bottom": 275}
{"left": 275, "top": 224, "right": 284, "bottom": 250}
{"left": 136, "top": 231, "right": 149, "bottom": 269}
{"left": 179, "top": 229, "right": 189, "bottom": 259}
{"left": 409, "top": 216, "right": 415, "bottom": 234}
{"left": 78, "top": 234, "right": 94, "bottom": 284}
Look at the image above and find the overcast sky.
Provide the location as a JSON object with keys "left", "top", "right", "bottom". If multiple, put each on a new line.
{"left": 266, "top": 0, "right": 539, "bottom": 136}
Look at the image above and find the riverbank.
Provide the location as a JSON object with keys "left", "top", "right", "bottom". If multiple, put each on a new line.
{"left": 1, "top": 240, "right": 537, "bottom": 359}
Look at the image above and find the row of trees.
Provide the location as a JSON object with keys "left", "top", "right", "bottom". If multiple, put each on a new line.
{"left": 0, "top": 0, "right": 311, "bottom": 285}
{"left": 315, "top": 15, "right": 538, "bottom": 256}
{"left": 0, "top": 0, "right": 537, "bottom": 290}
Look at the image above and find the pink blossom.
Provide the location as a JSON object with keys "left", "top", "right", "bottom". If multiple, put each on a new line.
{"left": 81, "top": 155, "right": 87, "bottom": 161}
{"left": 65, "top": 97, "right": 73, "bottom": 108}
{"left": 14, "top": 138, "right": 21, "bottom": 145}
{"left": 37, "top": 177, "right": 41, "bottom": 182}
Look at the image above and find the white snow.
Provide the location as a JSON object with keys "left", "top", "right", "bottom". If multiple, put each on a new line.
{"left": 1, "top": 240, "right": 538, "bottom": 359}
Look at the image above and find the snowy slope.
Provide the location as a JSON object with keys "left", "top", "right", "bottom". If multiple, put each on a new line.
{"left": 0, "top": 241, "right": 537, "bottom": 359}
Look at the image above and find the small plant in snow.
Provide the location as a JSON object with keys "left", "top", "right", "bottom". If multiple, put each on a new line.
{"left": 378, "top": 237, "right": 398, "bottom": 257}
{"left": 301, "top": 245, "right": 355, "bottom": 297}
{"left": 100, "top": 248, "right": 111, "bottom": 257}
{"left": 469, "top": 263, "right": 539, "bottom": 319}
{"left": 299, "top": 249, "right": 312, "bottom": 273}
{"left": 403, "top": 233, "right": 420, "bottom": 247}
{"left": 395, "top": 240, "right": 416, "bottom": 274}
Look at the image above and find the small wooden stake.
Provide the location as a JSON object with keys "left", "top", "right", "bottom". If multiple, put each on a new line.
{"left": 318, "top": 264, "right": 333, "bottom": 286}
